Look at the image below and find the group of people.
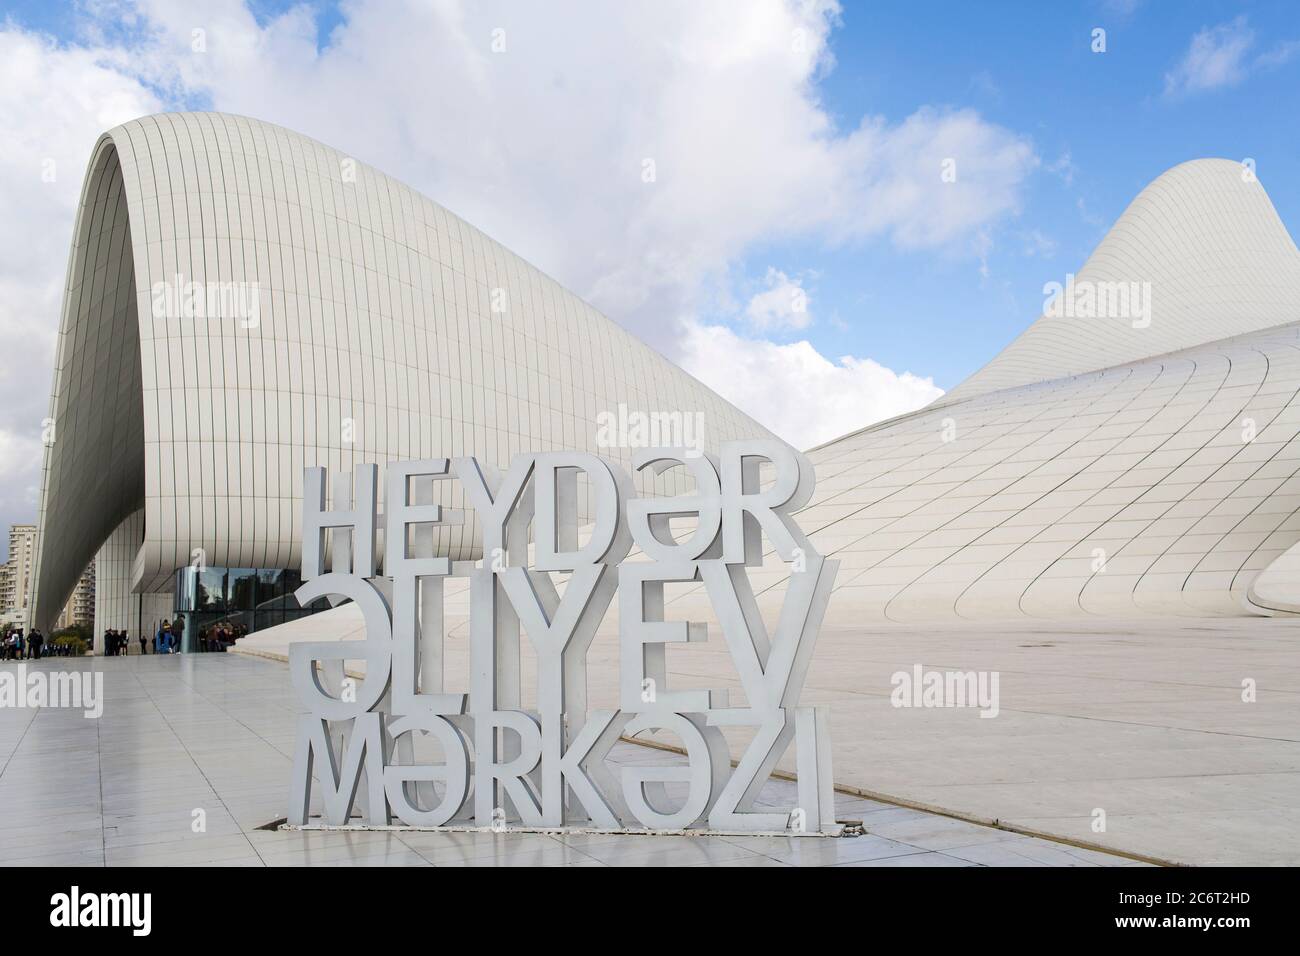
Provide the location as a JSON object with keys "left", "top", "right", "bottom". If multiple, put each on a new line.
{"left": 95, "top": 620, "right": 195, "bottom": 655}
{"left": 152, "top": 617, "right": 247, "bottom": 652}
{"left": 153, "top": 619, "right": 182, "bottom": 654}
{"left": 97, "top": 620, "right": 186, "bottom": 655}
{"left": 2, "top": 628, "right": 76, "bottom": 659}
{"left": 3, "top": 628, "right": 44, "bottom": 659}
{"left": 4, "top": 617, "right": 246, "bottom": 660}
{"left": 101, "top": 629, "right": 143, "bottom": 656}
{"left": 140, "top": 618, "right": 244, "bottom": 653}
{"left": 198, "top": 622, "right": 240, "bottom": 652}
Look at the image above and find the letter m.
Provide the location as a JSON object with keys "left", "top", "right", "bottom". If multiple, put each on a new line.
{"left": 101, "top": 894, "right": 130, "bottom": 927}
{"left": 288, "top": 712, "right": 388, "bottom": 825}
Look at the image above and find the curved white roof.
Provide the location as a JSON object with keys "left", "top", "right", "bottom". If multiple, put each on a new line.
{"left": 795, "top": 322, "right": 1300, "bottom": 620}
{"left": 942, "top": 158, "right": 1300, "bottom": 405}
{"left": 786, "top": 158, "right": 1300, "bottom": 620}
{"left": 29, "top": 112, "right": 774, "bottom": 629}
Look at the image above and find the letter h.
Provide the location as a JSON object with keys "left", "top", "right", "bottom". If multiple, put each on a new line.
{"left": 303, "top": 464, "right": 378, "bottom": 580}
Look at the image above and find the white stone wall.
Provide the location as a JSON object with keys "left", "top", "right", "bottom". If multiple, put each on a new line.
{"left": 93, "top": 509, "right": 144, "bottom": 636}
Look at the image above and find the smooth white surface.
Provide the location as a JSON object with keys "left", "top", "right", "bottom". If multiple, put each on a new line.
{"left": 93, "top": 509, "right": 142, "bottom": 633}
{"left": 796, "top": 321, "right": 1300, "bottom": 619}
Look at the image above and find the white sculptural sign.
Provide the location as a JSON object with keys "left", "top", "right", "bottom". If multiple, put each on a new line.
{"left": 287, "top": 441, "right": 840, "bottom": 834}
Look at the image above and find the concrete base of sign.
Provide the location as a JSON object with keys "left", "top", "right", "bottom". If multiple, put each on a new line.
{"left": 282, "top": 822, "right": 846, "bottom": 837}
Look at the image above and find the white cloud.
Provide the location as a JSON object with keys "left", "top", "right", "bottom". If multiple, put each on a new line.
{"left": 1020, "top": 229, "right": 1057, "bottom": 258}
{"left": 1104, "top": 0, "right": 1143, "bottom": 17}
{"left": 0, "top": 28, "right": 162, "bottom": 557}
{"left": 1164, "top": 17, "right": 1254, "bottom": 96}
{"left": 1046, "top": 151, "right": 1075, "bottom": 187}
{"left": 109, "top": 1, "right": 1036, "bottom": 347}
{"left": 1162, "top": 17, "right": 1300, "bottom": 100}
{"left": 0, "top": 1, "right": 1038, "bottom": 541}
{"left": 744, "top": 268, "right": 812, "bottom": 333}
{"left": 679, "top": 322, "right": 944, "bottom": 450}
{"left": 1257, "top": 39, "right": 1300, "bottom": 71}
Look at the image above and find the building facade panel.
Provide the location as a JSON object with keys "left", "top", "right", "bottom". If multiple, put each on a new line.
{"left": 93, "top": 509, "right": 143, "bottom": 635}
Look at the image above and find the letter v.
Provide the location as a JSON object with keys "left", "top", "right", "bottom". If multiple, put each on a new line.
{"left": 700, "top": 553, "right": 838, "bottom": 711}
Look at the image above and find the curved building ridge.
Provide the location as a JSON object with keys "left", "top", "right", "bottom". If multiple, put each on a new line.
{"left": 940, "top": 158, "right": 1300, "bottom": 406}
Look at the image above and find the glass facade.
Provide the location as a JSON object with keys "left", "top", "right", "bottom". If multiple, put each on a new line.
{"left": 174, "top": 566, "right": 331, "bottom": 642}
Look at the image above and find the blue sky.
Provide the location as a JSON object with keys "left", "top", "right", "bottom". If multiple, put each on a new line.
{"left": 782, "top": 0, "right": 1300, "bottom": 387}
{"left": 2, "top": 0, "right": 1300, "bottom": 552}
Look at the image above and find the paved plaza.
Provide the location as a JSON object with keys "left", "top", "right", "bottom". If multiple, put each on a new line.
{"left": 801, "top": 616, "right": 1300, "bottom": 867}
{"left": 0, "top": 653, "right": 1143, "bottom": 867}
{"left": 239, "top": 602, "right": 1300, "bottom": 866}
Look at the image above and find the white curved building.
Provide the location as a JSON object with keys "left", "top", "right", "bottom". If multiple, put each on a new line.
{"left": 30, "top": 117, "right": 1300, "bottom": 635}
{"left": 797, "top": 322, "right": 1300, "bottom": 620}
{"left": 28, "top": 112, "right": 773, "bottom": 636}
{"left": 789, "top": 158, "right": 1300, "bottom": 620}
{"left": 942, "top": 159, "right": 1300, "bottom": 404}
